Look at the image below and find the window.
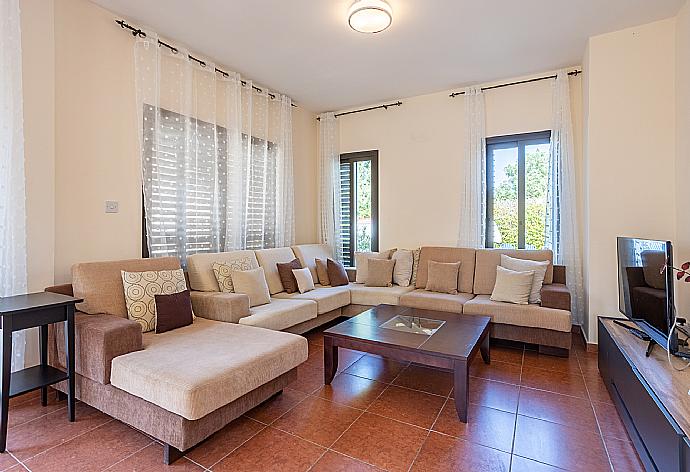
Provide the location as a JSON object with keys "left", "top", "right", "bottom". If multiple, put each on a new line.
{"left": 486, "top": 131, "right": 551, "bottom": 249}
{"left": 339, "top": 151, "right": 379, "bottom": 267}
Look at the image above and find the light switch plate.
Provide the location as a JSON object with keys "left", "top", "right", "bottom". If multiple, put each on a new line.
{"left": 105, "top": 200, "right": 119, "bottom": 214}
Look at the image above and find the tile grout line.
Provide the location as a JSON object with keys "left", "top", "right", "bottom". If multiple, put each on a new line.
{"left": 99, "top": 440, "right": 155, "bottom": 471}
{"left": 8, "top": 450, "right": 31, "bottom": 472}
{"left": 508, "top": 345, "right": 526, "bottom": 470}
{"left": 406, "top": 388, "right": 452, "bottom": 472}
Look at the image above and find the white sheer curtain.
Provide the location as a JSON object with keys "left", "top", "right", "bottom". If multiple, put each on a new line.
{"left": 545, "top": 69, "right": 584, "bottom": 325}
{"left": 0, "top": 0, "right": 27, "bottom": 371}
{"left": 135, "top": 32, "right": 294, "bottom": 265}
{"left": 317, "top": 113, "right": 342, "bottom": 260}
{"left": 458, "top": 87, "right": 487, "bottom": 248}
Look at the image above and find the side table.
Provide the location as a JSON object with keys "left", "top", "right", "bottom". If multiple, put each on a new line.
{"left": 0, "top": 292, "right": 81, "bottom": 452}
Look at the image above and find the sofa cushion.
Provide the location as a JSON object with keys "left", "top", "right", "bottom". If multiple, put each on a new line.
{"left": 500, "top": 254, "right": 550, "bottom": 304}
{"left": 425, "top": 261, "right": 461, "bottom": 295}
{"left": 399, "top": 289, "right": 474, "bottom": 313}
{"left": 354, "top": 250, "right": 394, "bottom": 283}
{"left": 474, "top": 249, "right": 553, "bottom": 295}
{"left": 293, "top": 268, "right": 316, "bottom": 294}
{"left": 273, "top": 285, "right": 351, "bottom": 314}
{"left": 238, "top": 299, "right": 318, "bottom": 331}
{"left": 463, "top": 295, "right": 571, "bottom": 332}
{"left": 349, "top": 285, "right": 415, "bottom": 305}
{"left": 232, "top": 268, "right": 271, "bottom": 307}
{"left": 187, "top": 250, "right": 259, "bottom": 292}
{"left": 315, "top": 259, "right": 330, "bottom": 285}
{"left": 121, "top": 269, "right": 188, "bottom": 332}
{"left": 110, "top": 318, "right": 308, "bottom": 420}
{"left": 366, "top": 259, "right": 395, "bottom": 287}
{"left": 327, "top": 259, "right": 349, "bottom": 287}
{"left": 392, "top": 249, "right": 414, "bottom": 287}
{"left": 190, "top": 291, "right": 250, "bottom": 323}
{"left": 255, "top": 247, "right": 299, "bottom": 294}
{"left": 416, "top": 247, "right": 476, "bottom": 294}
{"left": 155, "top": 290, "right": 193, "bottom": 334}
{"left": 292, "top": 244, "right": 333, "bottom": 282}
{"left": 276, "top": 258, "right": 302, "bottom": 294}
{"left": 490, "top": 266, "right": 534, "bottom": 305}
{"left": 72, "top": 257, "right": 181, "bottom": 318}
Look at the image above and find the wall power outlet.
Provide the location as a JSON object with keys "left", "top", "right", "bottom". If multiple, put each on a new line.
{"left": 105, "top": 200, "right": 119, "bottom": 214}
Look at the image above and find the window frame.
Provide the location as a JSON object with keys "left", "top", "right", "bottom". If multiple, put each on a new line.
{"left": 485, "top": 130, "right": 551, "bottom": 249}
{"left": 339, "top": 150, "right": 379, "bottom": 267}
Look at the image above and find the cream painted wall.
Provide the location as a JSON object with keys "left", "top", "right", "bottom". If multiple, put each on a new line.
{"left": 583, "top": 18, "right": 678, "bottom": 342}
{"left": 676, "top": 2, "right": 690, "bottom": 315}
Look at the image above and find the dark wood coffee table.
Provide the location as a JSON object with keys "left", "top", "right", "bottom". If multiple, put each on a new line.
{"left": 323, "top": 304, "right": 490, "bottom": 423}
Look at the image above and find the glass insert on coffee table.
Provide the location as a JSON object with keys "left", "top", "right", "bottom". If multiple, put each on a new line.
{"left": 379, "top": 315, "right": 445, "bottom": 335}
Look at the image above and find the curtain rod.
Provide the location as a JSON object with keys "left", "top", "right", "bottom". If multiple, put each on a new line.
{"left": 317, "top": 101, "right": 403, "bottom": 121}
{"left": 115, "top": 19, "right": 297, "bottom": 107}
{"left": 449, "top": 70, "right": 582, "bottom": 98}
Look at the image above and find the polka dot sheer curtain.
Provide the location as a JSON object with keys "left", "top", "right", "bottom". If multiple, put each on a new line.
{"left": 134, "top": 32, "right": 295, "bottom": 266}
{"left": 0, "top": 0, "right": 27, "bottom": 371}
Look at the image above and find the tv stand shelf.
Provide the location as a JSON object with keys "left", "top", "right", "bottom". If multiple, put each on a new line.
{"left": 599, "top": 318, "right": 690, "bottom": 472}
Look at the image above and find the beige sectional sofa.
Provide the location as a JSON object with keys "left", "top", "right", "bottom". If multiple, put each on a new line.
{"left": 187, "top": 244, "right": 573, "bottom": 355}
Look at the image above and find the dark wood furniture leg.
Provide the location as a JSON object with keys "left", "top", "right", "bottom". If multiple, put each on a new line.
{"left": 40, "top": 324, "right": 48, "bottom": 406}
{"left": 65, "top": 306, "right": 76, "bottom": 422}
{"left": 323, "top": 336, "right": 338, "bottom": 385}
{"left": 453, "top": 358, "right": 469, "bottom": 423}
{"left": 163, "top": 444, "right": 184, "bottom": 465}
{"left": 480, "top": 332, "right": 490, "bottom": 364}
{"left": 0, "top": 317, "right": 12, "bottom": 452}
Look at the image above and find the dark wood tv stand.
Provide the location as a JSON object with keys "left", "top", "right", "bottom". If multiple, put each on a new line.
{"left": 599, "top": 317, "right": 690, "bottom": 471}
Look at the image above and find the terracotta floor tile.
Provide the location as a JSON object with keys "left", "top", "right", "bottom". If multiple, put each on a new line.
{"left": 522, "top": 351, "right": 581, "bottom": 374}
{"left": 604, "top": 436, "right": 644, "bottom": 472}
{"left": 367, "top": 385, "right": 445, "bottom": 429}
{"left": 593, "top": 400, "right": 629, "bottom": 440}
{"left": 308, "top": 342, "right": 324, "bottom": 357}
{"left": 432, "top": 402, "right": 516, "bottom": 453}
{"left": 332, "top": 412, "right": 427, "bottom": 472}
{"left": 336, "top": 348, "right": 365, "bottom": 373}
{"left": 8, "top": 392, "right": 65, "bottom": 429}
{"left": 7, "top": 402, "right": 111, "bottom": 461}
{"left": 392, "top": 364, "right": 453, "bottom": 396}
{"left": 410, "top": 432, "right": 511, "bottom": 472}
{"left": 520, "top": 366, "right": 588, "bottom": 398}
{"left": 517, "top": 387, "right": 598, "bottom": 432}
{"left": 468, "top": 377, "right": 520, "bottom": 413}
{"left": 212, "top": 427, "right": 324, "bottom": 472}
{"left": 470, "top": 360, "right": 522, "bottom": 385}
{"left": 510, "top": 455, "right": 565, "bottom": 472}
{"left": 24, "top": 420, "right": 148, "bottom": 472}
{"left": 108, "top": 442, "right": 203, "bottom": 471}
{"left": 0, "top": 453, "right": 18, "bottom": 471}
{"left": 577, "top": 353, "right": 601, "bottom": 377}
{"left": 490, "top": 346, "right": 525, "bottom": 366}
{"left": 272, "top": 396, "right": 361, "bottom": 447}
{"left": 185, "top": 416, "right": 265, "bottom": 467}
{"left": 584, "top": 374, "right": 614, "bottom": 404}
{"left": 344, "top": 355, "right": 408, "bottom": 382}
{"left": 513, "top": 415, "right": 610, "bottom": 471}
{"left": 316, "top": 373, "right": 387, "bottom": 409}
{"left": 311, "top": 450, "right": 382, "bottom": 471}
{"left": 9, "top": 390, "right": 40, "bottom": 407}
{"left": 244, "top": 388, "right": 307, "bottom": 424}
{"left": 287, "top": 362, "right": 326, "bottom": 394}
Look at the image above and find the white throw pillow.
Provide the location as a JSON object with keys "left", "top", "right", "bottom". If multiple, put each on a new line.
{"left": 490, "top": 266, "right": 535, "bottom": 305}
{"left": 500, "top": 254, "right": 549, "bottom": 304}
{"left": 212, "top": 257, "right": 256, "bottom": 293}
{"left": 292, "top": 267, "right": 315, "bottom": 294}
{"left": 354, "top": 249, "right": 394, "bottom": 283}
{"left": 231, "top": 268, "right": 271, "bottom": 307}
{"left": 392, "top": 249, "right": 414, "bottom": 287}
{"left": 121, "top": 269, "right": 188, "bottom": 333}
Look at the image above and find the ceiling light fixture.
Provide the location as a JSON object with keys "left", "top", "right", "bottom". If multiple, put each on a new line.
{"left": 348, "top": 0, "right": 393, "bottom": 34}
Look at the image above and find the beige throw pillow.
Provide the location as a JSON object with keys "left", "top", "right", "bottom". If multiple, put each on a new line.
{"left": 366, "top": 259, "right": 395, "bottom": 287}
{"left": 354, "top": 249, "right": 395, "bottom": 283}
{"left": 121, "top": 269, "right": 188, "bottom": 333}
{"left": 231, "top": 268, "right": 271, "bottom": 307}
{"left": 392, "top": 249, "right": 414, "bottom": 287}
{"left": 315, "top": 258, "right": 330, "bottom": 285}
{"left": 211, "top": 255, "right": 257, "bottom": 293}
{"left": 490, "top": 266, "right": 535, "bottom": 305}
{"left": 292, "top": 268, "right": 316, "bottom": 293}
{"left": 425, "top": 261, "right": 461, "bottom": 295}
{"left": 500, "top": 254, "right": 549, "bottom": 304}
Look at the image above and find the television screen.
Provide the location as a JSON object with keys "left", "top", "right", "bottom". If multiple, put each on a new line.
{"left": 617, "top": 237, "right": 674, "bottom": 343}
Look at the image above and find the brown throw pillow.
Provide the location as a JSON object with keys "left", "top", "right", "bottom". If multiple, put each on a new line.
{"left": 426, "top": 261, "right": 461, "bottom": 295}
{"left": 366, "top": 259, "right": 396, "bottom": 287}
{"left": 276, "top": 258, "right": 302, "bottom": 293}
{"left": 154, "top": 290, "right": 193, "bottom": 334}
{"left": 327, "top": 259, "right": 349, "bottom": 287}
{"left": 315, "top": 258, "right": 330, "bottom": 285}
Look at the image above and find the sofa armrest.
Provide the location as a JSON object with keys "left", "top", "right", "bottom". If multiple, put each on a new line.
{"left": 540, "top": 283, "right": 571, "bottom": 311}
{"left": 51, "top": 313, "right": 143, "bottom": 385}
{"left": 191, "top": 291, "right": 250, "bottom": 323}
{"left": 45, "top": 284, "right": 74, "bottom": 296}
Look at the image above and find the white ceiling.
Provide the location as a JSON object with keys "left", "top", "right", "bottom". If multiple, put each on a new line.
{"left": 91, "top": 0, "right": 684, "bottom": 112}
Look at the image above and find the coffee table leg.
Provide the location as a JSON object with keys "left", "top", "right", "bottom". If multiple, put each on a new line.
{"left": 480, "top": 332, "right": 490, "bottom": 365}
{"left": 324, "top": 336, "right": 338, "bottom": 385}
{"left": 453, "top": 359, "right": 469, "bottom": 423}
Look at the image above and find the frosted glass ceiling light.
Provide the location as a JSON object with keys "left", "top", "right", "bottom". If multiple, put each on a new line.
{"left": 348, "top": 0, "right": 393, "bottom": 34}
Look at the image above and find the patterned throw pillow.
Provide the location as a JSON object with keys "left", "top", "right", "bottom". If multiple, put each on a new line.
{"left": 212, "top": 257, "right": 256, "bottom": 293}
{"left": 121, "top": 269, "right": 188, "bottom": 332}
{"left": 410, "top": 248, "right": 421, "bottom": 286}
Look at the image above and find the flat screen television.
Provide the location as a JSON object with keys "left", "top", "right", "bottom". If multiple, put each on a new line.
{"left": 616, "top": 237, "right": 677, "bottom": 353}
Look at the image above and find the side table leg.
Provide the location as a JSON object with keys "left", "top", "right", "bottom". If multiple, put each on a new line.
{"left": 480, "top": 332, "right": 490, "bottom": 365}
{"left": 0, "top": 317, "right": 12, "bottom": 451}
{"left": 323, "top": 336, "right": 338, "bottom": 385}
{"left": 65, "top": 306, "right": 75, "bottom": 422}
{"left": 39, "top": 325, "right": 48, "bottom": 406}
{"left": 453, "top": 359, "right": 469, "bottom": 423}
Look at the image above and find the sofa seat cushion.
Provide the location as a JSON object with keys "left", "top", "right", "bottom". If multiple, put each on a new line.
{"left": 462, "top": 295, "right": 571, "bottom": 332}
{"left": 399, "top": 289, "right": 474, "bottom": 313}
{"left": 349, "top": 285, "right": 415, "bottom": 306}
{"left": 110, "top": 318, "right": 307, "bottom": 420}
{"left": 273, "top": 285, "right": 351, "bottom": 314}
{"left": 238, "top": 299, "right": 317, "bottom": 331}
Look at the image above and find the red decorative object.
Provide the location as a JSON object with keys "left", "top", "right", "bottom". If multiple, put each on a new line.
{"left": 668, "top": 261, "right": 690, "bottom": 283}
